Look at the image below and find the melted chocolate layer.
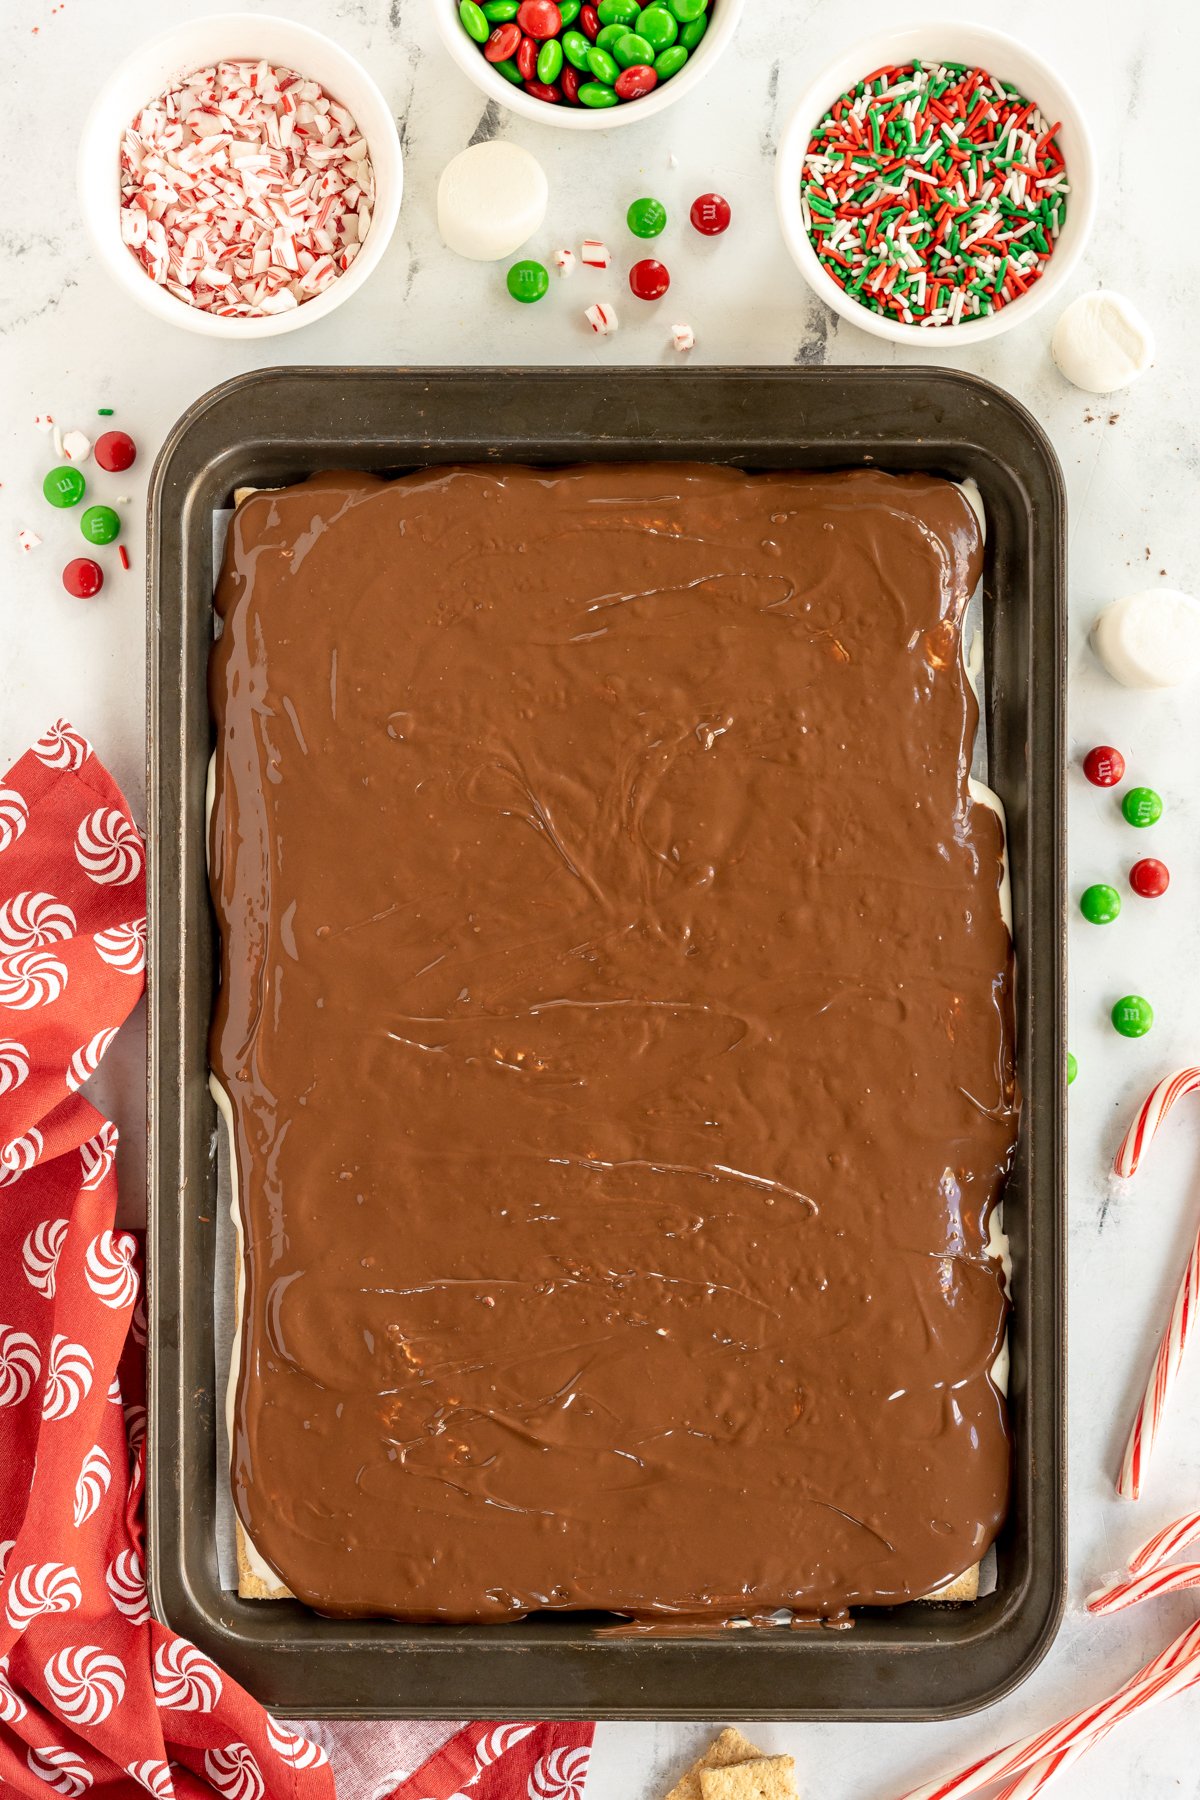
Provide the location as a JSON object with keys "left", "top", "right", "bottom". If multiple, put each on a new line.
{"left": 210, "top": 464, "right": 1016, "bottom": 1623}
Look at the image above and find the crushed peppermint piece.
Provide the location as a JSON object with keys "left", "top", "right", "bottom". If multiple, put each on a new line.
{"left": 119, "top": 59, "right": 376, "bottom": 320}
{"left": 801, "top": 59, "right": 1069, "bottom": 329}
{"left": 34, "top": 415, "right": 54, "bottom": 433}
{"left": 585, "top": 301, "right": 619, "bottom": 335}
{"left": 17, "top": 530, "right": 42, "bottom": 553}
{"left": 580, "top": 240, "right": 610, "bottom": 268}
{"left": 553, "top": 248, "right": 576, "bottom": 278}
{"left": 62, "top": 430, "right": 92, "bottom": 463}
{"left": 671, "top": 323, "right": 695, "bottom": 352}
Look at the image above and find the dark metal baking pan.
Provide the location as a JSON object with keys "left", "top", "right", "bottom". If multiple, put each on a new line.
{"left": 146, "top": 366, "right": 1065, "bottom": 1720}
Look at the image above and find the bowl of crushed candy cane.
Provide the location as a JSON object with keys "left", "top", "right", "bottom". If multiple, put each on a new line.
{"left": 78, "top": 14, "right": 403, "bottom": 336}
{"left": 775, "top": 23, "right": 1095, "bottom": 345}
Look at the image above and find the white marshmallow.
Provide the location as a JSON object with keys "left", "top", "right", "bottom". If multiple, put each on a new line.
{"left": 1051, "top": 291, "right": 1154, "bottom": 393}
{"left": 1091, "top": 589, "right": 1200, "bottom": 689}
{"left": 436, "top": 142, "right": 548, "bottom": 262}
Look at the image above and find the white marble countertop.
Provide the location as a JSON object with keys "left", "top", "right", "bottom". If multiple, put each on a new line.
{"left": 3, "top": 0, "right": 1200, "bottom": 1795}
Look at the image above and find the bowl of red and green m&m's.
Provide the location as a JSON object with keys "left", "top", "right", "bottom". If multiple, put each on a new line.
{"left": 434, "top": 0, "right": 744, "bottom": 127}
{"left": 775, "top": 22, "right": 1095, "bottom": 344}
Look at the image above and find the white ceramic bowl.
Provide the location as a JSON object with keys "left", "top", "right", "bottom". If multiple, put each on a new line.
{"left": 432, "top": 0, "right": 744, "bottom": 131}
{"left": 775, "top": 23, "right": 1096, "bottom": 346}
{"left": 78, "top": 13, "right": 403, "bottom": 339}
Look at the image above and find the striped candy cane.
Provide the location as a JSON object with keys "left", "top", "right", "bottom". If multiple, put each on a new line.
{"left": 1128, "top": 1508, "right": 1200, "bottom": 1575}
{"left": 1113, "top": 1067, "right": 1200, "bottom": 1500}
{"left": 988, "top": 1630, "right": 1200, "bottom": 1800}
{"left": 1087, "top": 1506, "right": 1200, "bottom": 1616}
{"left": 898, "top": 1508, "right": 1200, "bottom": 1800}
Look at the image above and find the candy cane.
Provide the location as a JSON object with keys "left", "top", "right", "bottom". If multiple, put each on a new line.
{"left": 990, "top": 1627, "right": 1200, "bottom": 1800}
{"left": 898, "top": 1507, "right": 1200, "bottom": 1800}
{"left": 1086, "top": 1507, "right": 1200, "bottom": 1614}
{"left": 1112, "top": 1067, "right": 1200, "bottom": 1500}
{"left": 1088, "top": 1562, "right": 1200, "bottom": 1614}
{"left": 898, "top": 1622, "right": 1200, "bottom": 1800}
{"left": 1128, "top": 1507, "right": 1200, "bottom": 1575}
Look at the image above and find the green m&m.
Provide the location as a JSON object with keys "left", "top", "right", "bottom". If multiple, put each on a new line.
{"left": 44, "top": 466, "right": 86, "bottom": 508}
{"left": 537, "top": 36, "right": 564, "bottom": 80}
{"left": 1122, "top": 786, "right": 1162, "bottom": 828}
{"left": 597, "top": 0, "right": 640, "bottom": 21}
{"left": 586, "top": 45, "right": 620, "bottom": 83}
{"left": 627, "top": 195, "right": 667, "bottom": 237}
{"left": 654, "top": 44, "right": 688, "bottom": 76}
{"left": 507, "top": 259, "right": 550, "bottom": 303}
{"left": 1080, "top": 883, "right": 1120, "bottom": 925}
{"left": 667, "top": 0, "right": 707, "bottom": 15}
{"left": 578, "top": 79, "right": 619, "bottom": 106}
{"left": 637, "top": 3, "right": 678, "bottom": 48}
{"left": 678, "top": 12, "right": 708, "bottom": 46}
{"left": 1067, "top": 1051, "right": 1078, "bottom": 1085}
{"left": 458, "top": 0, "right": 490, "bottom": 42}
{"left": 1112, "top": 995, "right": 1154, "bottom": 1038}
{"left": 613, "top": 29, "right": 654, "bottom": 65}
{"left": 80, "top": 505, "right": 121, "bottom": 546}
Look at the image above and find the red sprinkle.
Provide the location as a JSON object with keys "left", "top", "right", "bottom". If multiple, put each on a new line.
{"left": 1083, "top": 745, "right": 1126, "bottom": 788}
{"left": 485, "top": 22, "right": 522, "bottom": 61}
{"left": 1130, "top": 859, "right": 1170, "bottom": 899}
{"left": 63, "top": 558, "right": 104, "bottom": 599}
{"left": 118, "top": 545, "right": 131, "bottom": 572}
{"left": 629, "top": 257, "right": 670, "bottom": 300}
{"left": 615, "top": 64, "right": 657, "bottom": 100}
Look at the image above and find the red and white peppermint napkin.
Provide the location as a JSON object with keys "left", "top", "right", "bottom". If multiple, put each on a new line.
{"left": 0, "top": 723, "right": 593, "bottom": 1800}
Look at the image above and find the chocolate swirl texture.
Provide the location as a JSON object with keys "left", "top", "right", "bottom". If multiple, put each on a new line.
{"left": 209, "top": 463, "right": 1016, "bottom": 1623}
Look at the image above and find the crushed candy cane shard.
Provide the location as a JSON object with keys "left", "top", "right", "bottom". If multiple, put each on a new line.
{"left": 671, "top": 323, "right": 695, "bottom": 352}
{"left": 553, "top": 249, "right": 576, "bottom": 278}
{"left": 585, "top": 302, "right": 619, "bottom": 335}
{"left": 118, "top": 60, "right": 375, "bottom": 320}
{"left": 61, "top": 432, "right": 91, "bottom": 463}
{"left": 580, "top": 240, "right": 610, "bottom": 268}
{"left": 17, "top": 531, "right": 42, "bottom": 554}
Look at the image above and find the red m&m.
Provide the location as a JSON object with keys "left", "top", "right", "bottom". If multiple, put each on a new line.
{"left": 615, "top": 64, "right": 657, "bottom": 98}
{"left": 94, "top": 430, "right": 137, "bottom": 473}
{"left": 1130, "top": 858, "right": 1170, "bottom": 898}
{"left": 1083, "top": 745, "right": 1125, "bottom": 788}
{"left": 485, "top": 22, "right": 522, "bottom": 60}
{"left": 517, "top": 0, "right": 562, "bottom": 36}
{"left": 629, "top": 257, "right": 670, "bottom": 300}
{"left": 690, "top": 192, "right": 731, "bottom": 234}
{"left": 62, "top": 558, "right": 104, "bottom": 599}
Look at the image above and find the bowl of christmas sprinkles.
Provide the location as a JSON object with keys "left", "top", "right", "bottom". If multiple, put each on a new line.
{"left": 433, "top": 0, "right": 745, "bottom": 129}
{"left": 78, "top": 14, "right": 403, "bottom": 337}
{"left": 775, "top": 24, "right": 1095, "bottom": 343}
